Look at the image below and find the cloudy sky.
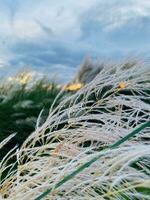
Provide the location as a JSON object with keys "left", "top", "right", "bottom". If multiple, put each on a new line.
{"left": 0, "top": 0, "right": 150, "bottom": 81}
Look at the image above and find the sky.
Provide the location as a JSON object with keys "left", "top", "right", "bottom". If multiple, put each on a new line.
{"left": 0, "top": 0, "right": 150, "bottom": 82}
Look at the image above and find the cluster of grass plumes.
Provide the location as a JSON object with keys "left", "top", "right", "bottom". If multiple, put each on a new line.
{"left": 0, "top": 61, "right": 150, "bottom": 199}
{"left": 73, "top": 56, "right": 138, "bottom": 84}
{"left": 0, "top": 71, "right": 67, "bottom": 160}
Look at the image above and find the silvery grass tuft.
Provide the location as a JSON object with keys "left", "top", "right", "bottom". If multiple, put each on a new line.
{"left": 0, "top": 61, "right": 150, "bottom": 199}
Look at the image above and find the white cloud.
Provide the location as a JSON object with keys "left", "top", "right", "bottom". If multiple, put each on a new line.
{"left": 0, "top": 57, "right": 9, "bottom": 68}
{"left": 13, "top": 20, "right": 42, "bottom": 39}
{"left": 1, "top": 0, "right": 150, "bottom": 40}
{"left": 0, "top": 0, "right": 150, "bottom": 76}
{"left": 92, "top": 0, "right": 150, "bottom": 32}
{"left": 0, "top": 0, "right": 101, "bottom": 41}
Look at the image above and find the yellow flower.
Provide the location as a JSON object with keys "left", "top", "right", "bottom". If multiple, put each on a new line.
{"left": 64, "top": 83, "right": 84, "bottom": 91}
{"left": 16, "top": 72, "right": 32, "bottom": 84}
{"left": 119, "top": 82, "right": 127, "bottom": 90}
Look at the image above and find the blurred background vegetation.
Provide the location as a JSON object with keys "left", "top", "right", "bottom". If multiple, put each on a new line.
{"left": 0, "top": 70, "right": 67, "bottom": 159}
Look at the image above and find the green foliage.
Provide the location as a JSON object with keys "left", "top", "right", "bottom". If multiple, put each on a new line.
{"left": 0, "top": 78, "right": 65, "bottom": 159}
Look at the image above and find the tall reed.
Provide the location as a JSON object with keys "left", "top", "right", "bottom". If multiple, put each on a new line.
{"left": 0, "top": 61, "right": 150, "bottom": 199}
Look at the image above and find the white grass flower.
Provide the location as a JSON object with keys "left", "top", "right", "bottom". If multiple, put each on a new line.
{"left": 0, "top": 61, "right": 150, "bottom": 199}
